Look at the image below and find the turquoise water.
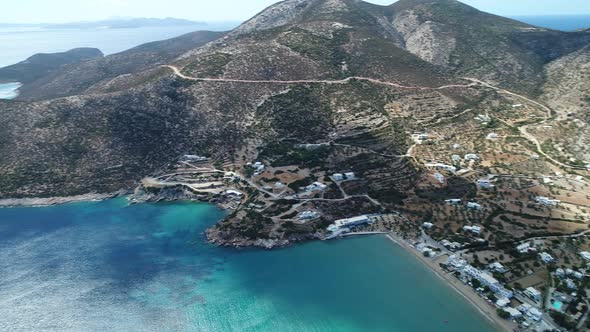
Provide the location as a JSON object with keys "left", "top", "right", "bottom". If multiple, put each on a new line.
{"left": 0, "top": 199, "right": 497, "bottom": 331}
{"left": 0, "top": 82, "right": 21, "bottom": 99}
{"left": 552, "top": 301, "right": 564, "bottom": 311}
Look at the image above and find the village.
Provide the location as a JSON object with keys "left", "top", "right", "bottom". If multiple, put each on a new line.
{"left": 131, "top": 75, "right": 590, "bottom": 331}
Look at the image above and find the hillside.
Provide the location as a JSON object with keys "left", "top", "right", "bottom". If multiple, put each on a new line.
{"left": 13, "top": 30, "right": 225, "bottom": 100}
{"left": 387, "top": 0, "right": 590, "bottom": 95}
{"left": 0, "top": 0, "right": 589, "bottom": 251}
{"left": 0, "top": 48, "right": 103, "bottom": 84}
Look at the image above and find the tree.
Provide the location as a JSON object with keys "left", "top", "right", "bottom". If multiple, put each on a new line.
{"left": 496, "top": 309, "right": 510, "bottom": 319}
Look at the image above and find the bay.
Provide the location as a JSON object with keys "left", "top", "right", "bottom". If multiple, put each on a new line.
{"left": 0, "top": 199, "right": 497, "bottom": 331}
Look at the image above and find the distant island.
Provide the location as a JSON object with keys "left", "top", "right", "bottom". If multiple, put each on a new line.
{"left": 0, "top": 17, "right": 208, "bottom": 30}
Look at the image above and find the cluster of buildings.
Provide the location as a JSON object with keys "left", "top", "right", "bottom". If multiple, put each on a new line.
{"left": 332, "top": 172, "right": 356, "bottom": 182}
{"left": 446, "top": 256, "right": 514, "bottom": 299}
{"left": 462, "top": 263, "right": 514, "bottom": 299}
{"left": 516, "top": 303, "right": 543, "bottom": 321}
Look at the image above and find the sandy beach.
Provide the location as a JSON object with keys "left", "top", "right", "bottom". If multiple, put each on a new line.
{"left": 0, "top": 192, "right": 123, "bottom": 208}
{"left": 385, "top": 233, "right": 516, "bottom": 332}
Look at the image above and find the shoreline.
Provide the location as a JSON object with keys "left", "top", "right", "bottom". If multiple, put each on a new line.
{"left": 0, "top": 192, "right": 124, "bottom": 208}
{"left": 384, "top": 233, "right": 515, "bottom": 332}
{"left": 0, "top": 193, "right": 516, "bottom": 330}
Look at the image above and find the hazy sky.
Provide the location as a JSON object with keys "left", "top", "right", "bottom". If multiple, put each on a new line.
{"left": 2, "top": 0, "right": 589, "bottom": 24}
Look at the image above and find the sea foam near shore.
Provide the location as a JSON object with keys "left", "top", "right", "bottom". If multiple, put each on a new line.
{"left": 0, "top": 82, "right": 21, "bottom": 99}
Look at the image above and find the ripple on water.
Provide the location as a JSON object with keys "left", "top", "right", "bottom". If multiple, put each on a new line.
{"left": 0, "top": 199, "right": 497, "bottom": 332}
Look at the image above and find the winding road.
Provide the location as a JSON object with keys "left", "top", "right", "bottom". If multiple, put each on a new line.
{"left": 164, "top": 64, "right": 587, "bottom": 172}
{"left": 162, "top": 65, "right": 475, "bottom": 91}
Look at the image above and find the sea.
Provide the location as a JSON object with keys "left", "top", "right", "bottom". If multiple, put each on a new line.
{"left": 509, "top": 14, "right": 590, "bottom": 32}
{"left": 0, "top": 199, "right": 497, "bottom": 331}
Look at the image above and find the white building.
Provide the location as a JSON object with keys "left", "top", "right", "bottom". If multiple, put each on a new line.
{"left": 524, "top": 287, "right": 542, "bottom": 302}
{"left": 452, "top": 154, "right": 462, "bottom": 163}
{"left": 423, "top": 222, "right": 434, "bottom": 229}
{"left": 539, "top": 252, "right": 555, "bottom": 263}
{"left": 464, "top": 225, "right": 482, "bottom": 235}
{"left": 181, "top": 155, "right": 208, "bottom": 162}
{"left": 425, "top": 163, "right": 457, "bottom": 174}
{"left": 446, "top": 199, "right": 462, "bottom": 205}
{"left": 535, "top": 196, "right": 560, "bottom": 207}
{"left": 434, "top": 172, "right": 445, "bottom": 184}
{"left": 463, "top": 265, "right": 513, "bottom": 298}
{"left": 305, "top": 182, "right": 327, "bottom": 192}
{"left": 225, "top": 190, "right": 244, "bottom": 197}
{"left": 477, "top": 179, "right": 495, "bottom": 189}
{"left": 527, "top": 307, "right": 543, "bottom": 321}
{"left": 464, "top": 154, "right": 480, "bottom": 161}
{"left": 556, "top": 268, "right": 565, "bottom": 278}
{"left": 467, "top": 202, "right": 483, "bottom": 210}
{"left": 496, "top": 297, "right": 511, "bottom": 307}
{"left": 489, "top": 262, "right": 507, "bottom": 273}
{"left": 298, "top": 211, "right": 320, "bottom": 220}
{"left": 332, "top": 173, "right": 344, "bottom": 181}
{"left": 329, "top": 215, "right": 372, "bottom": 230}
{"left": 504, "top": 307, "right": 523, "bottom": 319}
{"left": 565, "top": 279, "right": 577, "bottom": 290}
{"left": 344, "top": 172, "right": 356, "bottom": 180}
{"left": 486, "top": 133, "right": 499, "bottom": 140}
{"left": 580, "top": 251, "right": 590, "bottom": 261}
{"left": 516, "top": 242, "right": 536, "bottom": 254}
{"left": 447, "top": 255, "right": 467, "bottom": 269}
{"left": 251, "top": 161, "right": 266, "bottom": 174}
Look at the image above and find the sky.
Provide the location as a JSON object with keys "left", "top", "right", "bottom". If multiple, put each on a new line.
{"left": 1, "top": 0, "right": 590, "bottom": 24}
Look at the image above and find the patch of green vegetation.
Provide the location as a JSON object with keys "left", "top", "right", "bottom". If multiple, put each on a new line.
{"left": 277, "top": 27, "right": 351, "bottom": 76}
{"left": 260, "top": 141, "right": 332, "bottom": 168}
{"left": 236, "top": 211, "right": 273, "bottom": 240}
{"left": 184, "top": 52, "right": 232, "bottom": 77}
{"left": 257, "top": 85, "right": 333, "bottom": 141}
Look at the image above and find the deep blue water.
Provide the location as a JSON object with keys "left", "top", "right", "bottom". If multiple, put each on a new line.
{"left": 511, "top": 15, "right": 590, "bottom": 31}
{"left": 0, "top": 23, "right": 236, "bottom": 68}
{"left": 0, "top": 199, "right": 498, "bottom": 331}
